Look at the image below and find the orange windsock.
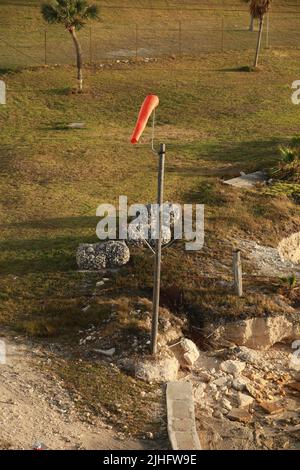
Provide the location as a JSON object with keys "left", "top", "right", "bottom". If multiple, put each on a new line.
{"left": 130, "top": 95, "right": 159, "bottom": 144}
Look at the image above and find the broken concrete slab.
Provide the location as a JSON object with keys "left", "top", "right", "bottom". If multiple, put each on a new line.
{"left": 166, "top": 382, "right": 201, "bottom": 450}
{"left": 213, "top": 315, "right": 300, "bottom": 351}
{"left": 223, "top": 171, "right": 267, "bottom": 189}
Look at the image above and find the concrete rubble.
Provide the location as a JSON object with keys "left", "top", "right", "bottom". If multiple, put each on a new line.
{"left": 223, "top": 171, "right": 267, "bottom": 189}
{"left": 207, "top": 314, "right": 300, "bottom": 350}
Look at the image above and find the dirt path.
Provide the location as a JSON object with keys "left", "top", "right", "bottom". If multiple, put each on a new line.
{"left": 0, "top": 335, "right": 151, "bottom": 450}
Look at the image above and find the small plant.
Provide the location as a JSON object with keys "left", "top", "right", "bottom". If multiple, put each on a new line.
{"left": 279, "top": 146, "right": 298, "bottom": 163}
{"left": 269, "top": 145, "right": 300, "bottom": 183}
{"left": 280, "top": 274, "right": 297, "bottom": 291}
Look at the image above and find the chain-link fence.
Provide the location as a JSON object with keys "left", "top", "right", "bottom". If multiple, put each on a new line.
{"left": 1, "top": 10, "right": 300, "bottom": 68}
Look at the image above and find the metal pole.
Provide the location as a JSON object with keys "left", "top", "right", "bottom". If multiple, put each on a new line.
{"left": 89, "top": 26, "right": 92, "bottom": 63}
{"left": 151, "top": 143, "right": 165, "bottom": 355}
{"left": 178, "top": 21, "right": 182, "bottom": 57}
{"left": 135, "top": 24, "right": 138, "bottom": 59}
{"left": 44, "top": 30, "right": 47, "bottom": 65}
{"left": 266, "top": 12, "right": 270, "bottom": 49}
{"left": 221, "top": 17, "right": 224, "bottom": 52}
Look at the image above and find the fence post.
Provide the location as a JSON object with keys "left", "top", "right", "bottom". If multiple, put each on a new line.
{"left": 265, "top": 11, "right": 270, "bottom": 48}
{"left": 135, "top": 24, "right": 138, "bottom": 59}
{"left": 233, "top": 250, "right": 243, "bottom": 297}
{"left": 89, "top": 27, "right": 92, "bottom": 63}
{"left": 221, "top": 17, "right": 224, "bottom": 52}
{"left": 44, "top": 29, "right": 47, "bottom": 65}
{"left": 178, "top": 21, "right": 182, "bottom": 57}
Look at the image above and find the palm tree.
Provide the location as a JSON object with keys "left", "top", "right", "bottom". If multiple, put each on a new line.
{"left": 250, "top": 0, "right": 271, "bottom": 68}
{"left": 41, "top": 0, "right": 99, "bottom": 92}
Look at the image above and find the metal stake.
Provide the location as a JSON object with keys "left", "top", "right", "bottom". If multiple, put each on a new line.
{"left": 233, "top": 249, "right": 243, "bottom": 297}
{"left": 266, "top": 12, "right": 270, "bottom": 49}
{"left": 44, "top": 30, "right": 47, "bottom": 65}
{"left": 151, "top": 143, "right": 165, "bottom": 355}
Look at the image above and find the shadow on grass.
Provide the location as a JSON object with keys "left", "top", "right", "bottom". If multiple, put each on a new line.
{"left": 166, "top": 138, "right": 290, "bottom": 179}
{"left": 218, "top": 66, "right": 254, "bottom": 73}
{"left": 0, "top": 66, "right": 21, "bottom": 75}
{"left": 0, "top": 215, "right": 100, "bottom": 274}
{"left": 0, "top": 215, "right": 98, "bottom": 230}
{"left": 0, "top": 235, "right": 84, "bottom": 274}
{"left": 44, "top": 87, "right": 73, "bottom": 96}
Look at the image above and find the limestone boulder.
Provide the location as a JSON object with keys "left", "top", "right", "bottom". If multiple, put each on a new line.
{"left": 135, "top": 355, "right": 179, "bottom": 383}
{"left": 172, "top": 338, "right": 200, "bottom": 367}
{"left": 213, "top": 315, "right": 300, "bottom": 350}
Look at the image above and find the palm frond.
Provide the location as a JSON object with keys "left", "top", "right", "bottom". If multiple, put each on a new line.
{"left": 41, "top": 0, "right": 99, "bottom": 28}
{"left": 41, "top": 3, "right": 60, "bottom": 23}
{"left": 84, "top": 4, "right": 99, "bottom": 20}
{"left": 250, "top": 0, "right": 271, "bottom": 19}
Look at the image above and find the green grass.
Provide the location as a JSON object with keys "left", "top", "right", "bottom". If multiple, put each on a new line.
{"left": 2, "top": 45, "right": 300, "bottom": 435}
{"left": 1, "top": 49, "right": 300, "bottom": 334}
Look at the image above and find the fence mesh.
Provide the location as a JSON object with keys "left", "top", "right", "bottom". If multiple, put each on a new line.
{"left": 1, "top": 10, "right": 300, "bottom": 68}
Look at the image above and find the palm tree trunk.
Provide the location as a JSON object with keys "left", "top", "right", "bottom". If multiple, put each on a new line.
{"left": 249, "top": 14, "right": 254, "bottom": 32}
{"left": 69, "top": 27, "right": 83, "bottom": 92}
{"left": 254, "top": 16, "right": 264, "bottom": 68}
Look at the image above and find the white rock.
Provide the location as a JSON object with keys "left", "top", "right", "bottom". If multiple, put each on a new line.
{"left": 181, "top": 338, "right": 200, "bottom": 366}
{"left": 220, "top": 360, "right": 246, "bottom": 377}
{"left": 67, "top": 122, "right": 85, "bottom": 129}
{"left": 216, "top": 315, "right": 300, "bottom": 350}
{"left": 232, "top": 377, "right": 248, "bottom": 391}
{"left": 221, "top": 398, "right": 232, "bottom": 411}
{"left": 135, "top": 356, "right": 179, "bottom": 383}
{"left": 194, "top": 383, "right": 207, "bottom": 402}
{"left": 93, "top": 348, "right": 115, "bottom": 357}
{"left": 237, "top": 392, "right": 254, "bottom": 407}
{"left": 213, "top": 376, "right": 229, "bottom": 388}
{"left": 236, "top": 346, "right": 260, "bottom": 365}
{"left": 207, "top": 383, "right": 217, "bottom": 393}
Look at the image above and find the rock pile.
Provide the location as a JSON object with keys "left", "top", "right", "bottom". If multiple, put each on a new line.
{"left": 76, "top": 241, "right": 130, "bottom": 270}
{"left": 76, "top": 201, "right": 181, "bottom": 270}
{"left": 127, "top": 201, "right": 181, "bottom": 248}
{"left": 192, "top": 346, "right": 297, "bottom": 429}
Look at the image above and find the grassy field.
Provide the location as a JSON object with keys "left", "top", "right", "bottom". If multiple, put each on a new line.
{"left": 1, "top": 1, "right": 300, "bottom": 436}
{"left": 1, "top": 49, "right": 300, "bottom": 333}
{"left": 1, "top": 0, "right": 300, "bottom": 67}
